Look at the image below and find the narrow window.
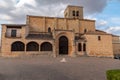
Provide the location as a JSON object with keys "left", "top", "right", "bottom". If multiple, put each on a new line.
{"left": 11, "top": 30, "right": 16, "bottom": 37}
{"left": 83, "top": 43, "right": 86, "bottom": 51}
{"left": 84, "top": 29, "right": 86, "bottom": 33}
{"left": 78, "top": 43, "right": 82, "bottom": 51}
{"left": 73, "top": 11, "right": 75, "bottom": 16}
{"left": 98, "top": 36, "right": 101, "bottom": 41}
{"left": 48, "top": 27, "right": 51, "bottom": 33}
{"left": 76, "top": 11, "right": 79, "bottom": 16}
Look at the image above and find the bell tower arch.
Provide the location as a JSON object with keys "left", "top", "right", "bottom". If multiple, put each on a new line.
{"left": 64, "top": 5, "right": 83, "bottom": 19}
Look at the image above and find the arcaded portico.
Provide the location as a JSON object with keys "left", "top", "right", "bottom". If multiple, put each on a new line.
{"left": 1, "top": 5, "right": 114, "bottom": 57}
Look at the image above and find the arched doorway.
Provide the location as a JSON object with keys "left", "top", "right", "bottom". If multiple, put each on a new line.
{"left": 59, "top": 36, "right": 68, "bottom": 55}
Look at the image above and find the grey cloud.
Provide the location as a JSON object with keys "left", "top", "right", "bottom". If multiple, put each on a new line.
{"left": 35, "top": 0, "right": 69, "bottom": 5}
{"left": 35, "top": 0, "right": 108, "bottom": 14}
{"left": 0, "top": 0, "right": 109, "bottom": 24}
{"left": 0, "top": 0, "right": 15, "bottom": 14}
{"left": 80, "top": 0, "right": 108, "bottom": 14}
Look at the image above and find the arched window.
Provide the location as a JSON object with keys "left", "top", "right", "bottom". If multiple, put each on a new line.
{"left": 83, "top": 43, "right": 86, "bottom": 51}
{"left": 26, "top": 42, "right": 39, "bottom": 51}
{"left": 11, "top": 41, "right": 25, "bottom": 51}
{"left": 41, "top": 42, "right": 52, "bottom": 51}
{"left": 73, "top": 11, "right": 75, "bottom": 16}
{"left": 76, "top": 11, "right": 79, "bottom": 16}
{"left": 48, "top": 27, "right": 51, "bottom": 33}
{"left": 84, "top": 29, "right": 87, "bottom": 33}
{"left": 78, "top": 43, "right": 82, "bottom": 51}
{"left": 98, "top": 36, "right": 101, "bottom": 41}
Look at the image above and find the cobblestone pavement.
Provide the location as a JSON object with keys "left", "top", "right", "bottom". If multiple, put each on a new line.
{"left": 0, "top": 56, "right": 120, "bottom": 80}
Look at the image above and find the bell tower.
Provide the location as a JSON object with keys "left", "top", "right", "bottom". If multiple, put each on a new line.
{"left": 64, "top": 5, "right": 83, "bottom": 19}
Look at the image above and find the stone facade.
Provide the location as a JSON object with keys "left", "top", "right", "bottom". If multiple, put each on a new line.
{"left": 0, "top": 5, "right": 114, "bottom": 57}
{"left": 112, "top": 35, "right": 120, "bottom": 56}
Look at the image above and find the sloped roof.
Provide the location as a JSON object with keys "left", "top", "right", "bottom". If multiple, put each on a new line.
{"left": 2, "top": 24, "right": 26, "bottom": 26}
{"left": 1, "top": 24, "right": 26, "bottom": 28}
{"left": 85, "top": 30, "right": 111, "bottom": 35}
{"left": 26, "top": 33, "right": 53, "bottom": 40}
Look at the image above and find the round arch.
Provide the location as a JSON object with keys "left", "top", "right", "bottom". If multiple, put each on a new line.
{"left": 48, "top": 27, "right": 51, "bottom": 33}
{"left": 11, "top": 41, "right": 25, "bottom": 51}
{"left": 59, "top": 36, "right": 68, "bottom": 55}
{"left": 40, "top": 42, "right": 53, "bottom": 51}
{"left": 26, "top": 41, "right": 39, "bottom": 51}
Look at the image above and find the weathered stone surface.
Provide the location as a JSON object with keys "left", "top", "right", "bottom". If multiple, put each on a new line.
{"left": 0, "top": 5, "right": 114, "bottom": 57}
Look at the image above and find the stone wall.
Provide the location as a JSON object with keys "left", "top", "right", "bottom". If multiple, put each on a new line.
{"left": 85, "top": 34, "right": 113, "bottom": 57}
{"left": 112, "top": 35, "right": 120, "bottom": 55}
{"left": 28, "top": 16, "right": 95, "bottom": 34}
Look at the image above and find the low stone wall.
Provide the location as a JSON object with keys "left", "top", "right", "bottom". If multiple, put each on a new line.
{"left": 1, "top": 51, "right": 54, "bottom": 57}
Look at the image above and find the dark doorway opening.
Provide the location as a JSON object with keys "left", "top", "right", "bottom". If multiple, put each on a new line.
{"left": 41, "top": 42, "right": 53, "bottom": 51}
{"left": 59, "top": 36, "right": 68, "bottom": 55}
{"left": 26, "top": 42, "right": 39, "bottom": 51}
{"left": 11, "top": 41, "right": 25, "bottom": 51}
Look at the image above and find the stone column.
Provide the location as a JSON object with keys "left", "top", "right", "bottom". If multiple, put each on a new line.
{"left": 71, "top": 38, "right": 77, "bottom": 57}
{"left": 74, "top": 41, "right": 77, "bottom": 57}
{"left": 43, "top": 17, "right": 46, "bottom": 32}
{"left": 25, "top": 42, "right": 27, "bottom": 55}
{"left": 53, "top": 39, "right": 57, "bottom": 57}
{"left": 54, "top": 18, "right": 58, "bottom": 29}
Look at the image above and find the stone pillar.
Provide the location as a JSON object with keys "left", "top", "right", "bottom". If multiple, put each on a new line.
{"left": 54, "top": 18, "right": 58, "bottom": 29}
{"left": 71, "top": 39, "right": 77, "bottom": 57}
{"left": 53, "top": 39, "right": 57, "bottom": 57}
{"left": 24, "top": 42, "right": 27, "bottom": 55}
{"left": 74, "top": 42, "right": 77, "bottom": 57}
{"left": 82, "top": 42, "right": 87, "bottom": 56}
{"left": 66, "top": 19, "right": 68, "bottom": 30}
{"left": 43, "top": 17, "right": 46, "bottom": 32}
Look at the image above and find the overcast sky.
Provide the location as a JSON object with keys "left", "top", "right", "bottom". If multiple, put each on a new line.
{"left": 0, "top": 0, "right": 120, "bottom": 35}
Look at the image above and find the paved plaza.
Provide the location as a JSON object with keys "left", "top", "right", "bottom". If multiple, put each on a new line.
{"left": 0, "top": 56, "right": 120, "bottom": 80}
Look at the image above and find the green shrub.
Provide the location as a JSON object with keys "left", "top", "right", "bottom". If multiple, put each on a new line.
{"left": 106, "top": 69, "right": 120, "bottom": 80}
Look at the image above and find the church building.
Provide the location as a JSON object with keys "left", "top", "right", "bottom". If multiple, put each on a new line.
{"left": 0, "top": 5, "right": 114, "bottom": 57}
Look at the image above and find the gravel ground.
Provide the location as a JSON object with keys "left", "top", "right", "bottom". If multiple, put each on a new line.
{"left": 0, "top": 55, "right": 120, "bottom": 80}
